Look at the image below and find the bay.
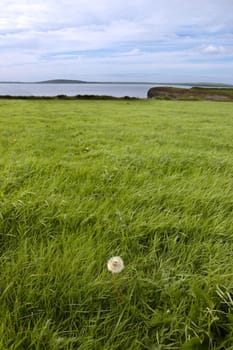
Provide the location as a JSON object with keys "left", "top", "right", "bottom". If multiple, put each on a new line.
{"left": 0, "top": 83, "right": 191, "bottom": 98}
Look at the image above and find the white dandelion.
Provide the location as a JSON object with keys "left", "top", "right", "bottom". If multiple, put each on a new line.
{"left": 107, "top": 256, "right": 124, "bottom": 273}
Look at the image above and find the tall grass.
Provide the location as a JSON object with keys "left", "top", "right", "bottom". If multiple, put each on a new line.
{"left": 0, "top": 99, "right": 233, "bottom": 349}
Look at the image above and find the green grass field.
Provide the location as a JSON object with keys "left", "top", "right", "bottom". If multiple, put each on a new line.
{"left": 0, "top": 99, "right": 233, "bottom": 349}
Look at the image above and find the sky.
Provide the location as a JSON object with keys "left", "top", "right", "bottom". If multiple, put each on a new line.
{"left": 0, "top": 0, "right": 233, "bottom": 83}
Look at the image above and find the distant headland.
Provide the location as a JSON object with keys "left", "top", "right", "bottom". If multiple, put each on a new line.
{"left": 37, "top": 79, "right": 86, "bottom": 84}
{"left": 0, "top": 79, "right": 86, "bottom": 84}
{"left": 147, "top": 86, "right": 233, "bottom": 101}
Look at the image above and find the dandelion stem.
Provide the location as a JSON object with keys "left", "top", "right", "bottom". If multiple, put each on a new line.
{"left": 111, "top": 274, "right": 124, "bottom": 304}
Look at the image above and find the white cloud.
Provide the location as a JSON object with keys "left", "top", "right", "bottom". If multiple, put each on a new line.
{"left": 202, "top": 45, "right": 225, "bottom": 55}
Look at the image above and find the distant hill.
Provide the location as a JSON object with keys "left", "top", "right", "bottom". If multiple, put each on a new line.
{"left": 37, "top": 79, "right": 86, "bottom": 84}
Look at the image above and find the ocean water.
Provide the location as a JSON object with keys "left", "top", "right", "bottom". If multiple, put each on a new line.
{"left": 0, "top": 83, "right": 190, "bottom": 98}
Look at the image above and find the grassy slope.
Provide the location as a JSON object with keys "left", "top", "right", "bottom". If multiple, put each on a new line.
{"left": 0, "top": 99, "right": 233, "bottom": 349}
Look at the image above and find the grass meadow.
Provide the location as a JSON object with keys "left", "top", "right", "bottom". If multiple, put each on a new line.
{"left": 0, "top": 99, "right": 233, "bottom": 349}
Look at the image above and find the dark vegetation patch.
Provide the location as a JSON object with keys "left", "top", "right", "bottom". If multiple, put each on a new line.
{"left": 0, "top": 94, "right": 139, "bottom": 100}
{"left": 147, "top": 86, "right": 233, "bottom": 101}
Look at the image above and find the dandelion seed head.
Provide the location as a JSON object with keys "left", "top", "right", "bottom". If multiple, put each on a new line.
{"left": 107, "top": 256, "right": 124, "bottom": 273}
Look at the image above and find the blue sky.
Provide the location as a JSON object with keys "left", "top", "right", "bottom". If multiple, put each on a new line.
{"left": 0, "top": 0, "right": 232, "bottom": 83}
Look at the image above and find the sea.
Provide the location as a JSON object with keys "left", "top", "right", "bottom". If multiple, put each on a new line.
{"left": 0, "top": 83, "right": 191, "bottom": 99}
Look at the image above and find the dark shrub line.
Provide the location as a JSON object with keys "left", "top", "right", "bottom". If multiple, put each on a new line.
{"left": 0, "top": 94, "right": 139, "bottom": 100}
